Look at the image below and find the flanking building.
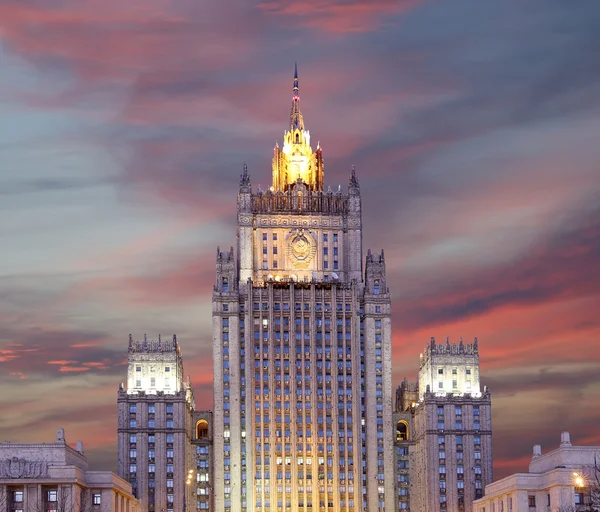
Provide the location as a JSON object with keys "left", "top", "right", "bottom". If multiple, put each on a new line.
{"left": 0, "top": 428, "right": 139, "bottom": 512}
{"left": 398, "top": 337, "right": 493, "bottom": 512}
{"left": 473, "top": 432, "right": 600, "bottom": 512}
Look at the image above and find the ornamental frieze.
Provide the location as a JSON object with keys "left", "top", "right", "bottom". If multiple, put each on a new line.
{"left": 0, "top": 457, "right": 49, "bottom": 479}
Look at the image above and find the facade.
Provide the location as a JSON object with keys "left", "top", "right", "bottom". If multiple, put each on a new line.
{"left": 0, "top": 428, "right": 139, "bottom": 512}
{"left": 212, "top": 67, "right": 395, "bottom": 512}
{"left": 400, "top": 337, "right": 493, "bottom": 512}
{"left": 117, "top": 334, "right": 195, "bottom": 512}
{"left": 192, "top": 410, "right": 213, "bottom": 512}
{"left": 473, "top": 432, "right": 600, "bottom": 512}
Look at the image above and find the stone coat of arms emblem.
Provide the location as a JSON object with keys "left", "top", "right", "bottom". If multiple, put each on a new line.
{"left": 287, "top": 229, "right": 317, "bottom": 268}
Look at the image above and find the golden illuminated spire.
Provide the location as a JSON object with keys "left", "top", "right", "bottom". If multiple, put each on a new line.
{"left": 272, "top": 65, "right": 324, "bottom": 192}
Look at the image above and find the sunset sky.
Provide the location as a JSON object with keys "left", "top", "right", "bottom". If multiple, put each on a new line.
{"left": 1, "top": 0, "right": 599, "bottom": 479}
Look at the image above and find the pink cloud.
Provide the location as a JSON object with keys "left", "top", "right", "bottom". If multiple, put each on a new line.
{"left": 256, "top": 0, "right": 420, "bottom": 33}
{"left": 58, "top": 366, "right": 91, "bottom": 373}
{"left": 47, "top": 360, "right": 78, "bottom": 365}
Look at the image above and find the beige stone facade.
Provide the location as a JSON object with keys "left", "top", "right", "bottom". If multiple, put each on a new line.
{"left": 117, "top": 335, "right": 195, "bottom": 512}
{"left": 0, "top": 429, "right": 139, "bottom": 512}
{"left": 212, "top": 68, "right": 395, "bottom": 512}
{"left": 473, "top": 432, "right": 600, "bottom": 512}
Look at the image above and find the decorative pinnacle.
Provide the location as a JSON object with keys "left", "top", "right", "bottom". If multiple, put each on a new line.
{"left": 349, "top": 165, "right": 359, "bottom": 187}
{"left": 240, "top": 162, "right": 250, "bottom": 186}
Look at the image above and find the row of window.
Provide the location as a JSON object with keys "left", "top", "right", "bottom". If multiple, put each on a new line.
{"left": 10, "top": 490, "right": 102, "bottom": 505}
{"left": 129, "top": 420, "right": 175, "bottom": 428}
{"left": 438, "top": 405, "right": 480, "bottom": 415}
{"left": 129, "top": 403, "right": 174, "bottom": 413}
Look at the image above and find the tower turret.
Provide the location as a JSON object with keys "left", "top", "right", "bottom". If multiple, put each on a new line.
{"left": 272, "top": 65, "right": 324, "bottom": 191}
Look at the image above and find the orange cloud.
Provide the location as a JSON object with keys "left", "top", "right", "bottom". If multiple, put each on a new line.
{"left": 58, "top": 366, "right": 91, "bottom": 373}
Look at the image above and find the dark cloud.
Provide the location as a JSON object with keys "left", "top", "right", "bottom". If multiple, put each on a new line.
{"left": 392, "top": 207, "right": 600, "bottom": 330}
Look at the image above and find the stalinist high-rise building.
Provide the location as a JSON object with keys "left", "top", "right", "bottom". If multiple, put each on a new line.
{"left": 212, "top": 66, "right": 395, "bottom": 512}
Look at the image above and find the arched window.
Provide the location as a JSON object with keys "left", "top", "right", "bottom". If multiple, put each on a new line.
{"left": 196, "top": 419, "right": 209, "bottom": 440}
{"left": 222, "top": 277, "right": 228, "bottom": 293}
{"left": 374, "top": 279, "right": 380, "bottom": 295}
{"left": 396, "top": 420, "right": 409, "bottom": 441}
{"left": 295, "top": 133, "right": 299, "bottom": 143}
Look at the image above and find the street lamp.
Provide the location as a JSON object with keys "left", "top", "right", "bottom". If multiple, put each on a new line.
{"left": 573, "top": 472, "right": 587, "bottom": 509}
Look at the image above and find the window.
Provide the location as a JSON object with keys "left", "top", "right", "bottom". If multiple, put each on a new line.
{"left": 528, "top": 495, "right": 535, "bottom": 507}
{"left": 438, "top": 368, "right": 443, "bottom": 375}
{"left": 129, "top": 404, "right": 136, "bottom": 413}
{"left": 13, "top": 491, "right": 24, "bottom": 502}
{"left": 373, "top": 279, "right": 380, "bottom": 294}
{"left": 136, "top": 366, "right": 141, "bottom": 372}
{"left": 47, "top": 490, "right": 58, "bottom": 502}
{"left": 93, "top": 494, "right": 101, "bottom": 505}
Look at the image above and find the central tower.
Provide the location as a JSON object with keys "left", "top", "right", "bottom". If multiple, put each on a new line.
{"left": 213, "top": 67, "right": 395, "bottom": 512}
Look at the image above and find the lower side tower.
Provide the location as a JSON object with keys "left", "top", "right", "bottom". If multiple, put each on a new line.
{"left": 117, "top": 335, "right": 195, "bottom": 512}
{"left": 406, "top": 338, "right": 493, "bottom": 512}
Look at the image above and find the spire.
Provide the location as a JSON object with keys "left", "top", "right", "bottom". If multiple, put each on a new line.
{"left": 290, "top": 63, "right": 304, "bottom": 131}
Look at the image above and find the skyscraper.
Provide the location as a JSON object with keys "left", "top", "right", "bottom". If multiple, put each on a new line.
{"left": 117, "top": 334, "right": 196, "bottom": 512}
{"left": 212, "top": 67, "right": 395, "bottom": 512}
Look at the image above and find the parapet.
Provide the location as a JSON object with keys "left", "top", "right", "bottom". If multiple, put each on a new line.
{"left": 250, "top": 182, "right": 349, "bottom": 215}
{"left": 420, "top": 336, "right": 479, "bottom": 368}
{"left": 128, "top": 334, "right": 178, "bottom": 354}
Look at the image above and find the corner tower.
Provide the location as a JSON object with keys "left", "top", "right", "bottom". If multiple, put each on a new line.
{"left": 214, "top": 67, "right": 394, "bottom": 512}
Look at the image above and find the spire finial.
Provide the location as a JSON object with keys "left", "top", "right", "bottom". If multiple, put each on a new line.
{"left": 293, "top": 62, "right": 299, "bottom": 93}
